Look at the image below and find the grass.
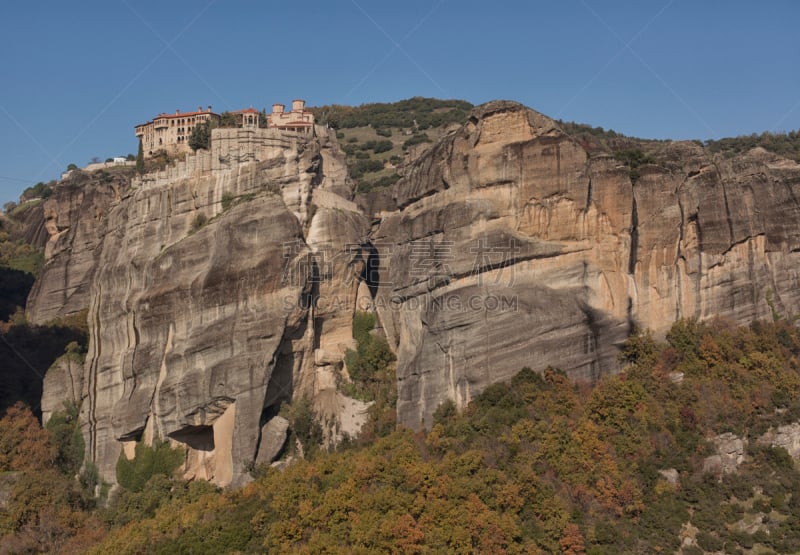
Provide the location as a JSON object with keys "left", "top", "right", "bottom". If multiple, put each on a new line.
{"left": 335, "top": 124, "right": 451, "bottom": 192}
{"left": 9, "top": 198, "right": 42, "bottom": 217}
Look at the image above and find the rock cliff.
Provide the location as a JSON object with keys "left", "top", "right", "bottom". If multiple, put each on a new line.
{"left": 25, "top": 172, "right": 122, "bottom": 324}
{"left": 372, "top": 101, "right": 800, "bottom": 428}
{"left": 29, "top": 127, "right": 370, "bottom": 486}
{"left": 26, "top": 101, "right": 800, "bottom": 485}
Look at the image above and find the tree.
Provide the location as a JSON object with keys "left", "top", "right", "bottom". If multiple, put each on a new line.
{"left": 136, "top": 139, "right": 144, "bottom": 173}
{"left": 218, "top": 111, "right": 239, "bottom": 128}
{"left": 21, "top": 181, "right": 52, "bottom": 201}
{"left": 46, "top": 401, "right": 85, "bottom": 475}
{"left": 560, "top": 523, "right": 586, "bottom": 555}
{"left": 188, "top": 121, "right": 212, "bottom": 151}
{"left": 115, "top": 439, "right": 183, "bottom": 493}
{"left": 0, "top": 403, "right": 55, "bottom": 472}
{"left": 67, "top": 163, "right": 78, "bottom": 171}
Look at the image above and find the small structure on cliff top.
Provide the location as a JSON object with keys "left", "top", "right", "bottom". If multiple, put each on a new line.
{"left": 135, "top": 99, "right": 315, "bottom": 159}
{"left": 135, "top": 106, "right": 219, "bottom": 159}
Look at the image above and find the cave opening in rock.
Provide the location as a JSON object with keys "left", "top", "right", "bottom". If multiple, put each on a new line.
{"left": 259, "top": 402, "right": 281, "bottom": 428}
{"left": 118, "top": 427, "right": 144, "bottom": 443}
{"left": 359, "top": 241, "right": 380, "bottom": 297}
{"left": 169, "top": 425, "right": 215, "bottom": 452}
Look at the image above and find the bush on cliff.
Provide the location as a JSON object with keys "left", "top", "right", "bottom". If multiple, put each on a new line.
{"left": 115, "top": 439, "right": 184, "bottom": 493}
{"left": 343, "top": 311, "right": 395, "bottom": 403}
{"left": 46, "top": 401, "right": 84, "bottom": 476}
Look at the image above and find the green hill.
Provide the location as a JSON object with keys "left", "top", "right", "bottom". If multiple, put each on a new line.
{"left": 307, "top": 97, "right": 800, "bottom": 194}
{"left": 309, "top": 97, "right": 473, "bottom": 193}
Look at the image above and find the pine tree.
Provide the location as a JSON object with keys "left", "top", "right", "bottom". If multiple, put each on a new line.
{"left": 188, "top": 121, "right": 212, "bottom": 151}
{"left": 136, "top": 138, "right": 144, "bottom": 173}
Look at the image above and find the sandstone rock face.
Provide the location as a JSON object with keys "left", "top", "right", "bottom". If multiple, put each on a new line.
{"left": 31, "top": 127, "right": 371, "bottom": 487}
{"left": 372, "top": 101, "right": 800, "bottom": 429}
{"left": 26, "top": 175, "right": 121, "bottom": 324}
{"left": 702, "top": 432, "right": 747, "bottom": 475}
{"left": 758, "top": 422, "right": 800, "bottom": 461}
{"left": 658, "top": 468, "right": 679, "bottom": 486}
{"left": 255, "top": 416, "right": 289, "bottom": 466}
{"left": 7, "top": 199, "right": 49, "bottom": 250}
{"left": 84, "top": 178, "right": 312, "bottom": 486}
{"left": 41, "top": 353, "right": 83, "bottom": 425}
{"left": 708, "top": 422, "right": 800, "bottom": 477}
{"left": 27, "top": 101, "right": 800, "bottom": 485}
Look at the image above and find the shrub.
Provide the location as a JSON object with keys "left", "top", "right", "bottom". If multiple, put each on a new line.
{"left": 358, "top": 172, "right": 400, "bottom": 193}
{"left": 218, "top": 111, "right": 239, "bottom": 128}
{"left": 347, "top": 158, "right": 384, "bottom": 178}
{"left": 696, "top": 531, "right": 723, "bottom": 552}
{"left": 613, "top": 149, "right": 655, "bottom": 183}
{"left": 46, "top": 401, "right": 85, "bottom": 475}
{"left": 352, "top": 311, "right": 376, "bottom": 343}
{"left": 343, "top": 311, "right": 396, "bottom": 404}
{"left": 221, "top": 192, "right": 235, "bottom": 211}
{"left": 105, "top": 473, "right": 174, "bottom": 526}
{"left": 360, "top": 139, "right": 393, "bottom": 153}
{"left": 619, "top": 329, "right": 659, "bottom": 366}
{"left": 282, "top": 398, "right": 323, "bottom": 458}
{"left": 373, "top": 140, "right": 393, "bottom": 153}
{"left": 191, "top": 212, "right": 208, "bottom": 231}
{"left": 115, "top": 439, "right": 184, "bottom": 493}
{"left": 433, "top": 399, "right": 457, "bottom": 426}
{"left": 20, "top": 181, "right": 53, "bottom": 201}
{"left": 403, "top": 133, "right": 431, "bottom": 149}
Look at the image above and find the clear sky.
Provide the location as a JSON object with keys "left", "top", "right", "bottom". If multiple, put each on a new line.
{"left": 1, "top": 0, "right": 798, "bottom": 204}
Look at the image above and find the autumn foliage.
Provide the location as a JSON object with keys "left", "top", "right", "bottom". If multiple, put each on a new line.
{"left": 5, "top": 318, "right": 800, "bottom": 553}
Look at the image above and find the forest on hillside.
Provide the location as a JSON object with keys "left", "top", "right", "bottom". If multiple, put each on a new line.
{"left": 3, "top": 313, "right": 800, "bottom": 553}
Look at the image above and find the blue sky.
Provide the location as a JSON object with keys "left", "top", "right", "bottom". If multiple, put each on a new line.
{"left": 1, "top": 0, "right": 798, "bottom": 204}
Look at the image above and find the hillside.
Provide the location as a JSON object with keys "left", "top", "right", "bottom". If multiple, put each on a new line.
{"left": 90, "top": 319, "right": 800, "bottom": 554}
{"left": 308, "top": 97, "right": 473, "bottom": 192}
{"left": 4, "top": 97, "right": 800, "bottom": 553}
{"left": 308, "top": 97, "right": 800, "bottom": 194}
{"left": 4, "top": 319, "right": 800, "bottom": 553}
